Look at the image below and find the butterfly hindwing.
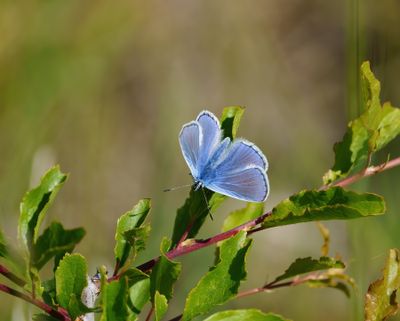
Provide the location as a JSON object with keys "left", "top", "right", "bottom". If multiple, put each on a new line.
{"left": 206, "top": 166, "right": 269, "bottom": 202}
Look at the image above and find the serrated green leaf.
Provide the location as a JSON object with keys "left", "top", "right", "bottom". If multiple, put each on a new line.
{"left": 360, "top": 60, "right": 381, "bottom": 111}
{"left": 324, "top": 62, "right": 400, "bottom": 184}
{"left": 307, "top": 279, "right": 350, "bottom": 297}
{"left": 262, "top": 187, "right": 385, "bottom": 229}
{"left": 150, "top": 238, "right": 181, "bottom": 301}
{"left": 274, "top": 257, "right": 345, "bottom": 283}
{"left": 32, "top": 222, "right": 85, "bottom": 270}
{"left": 18, "top": 166, "right": 67, "bottom": 251}
{"left": 375, "top": 101, "right": 400, "bottom": 150}
{"left": 220, "top": 106, "right": 245, "bottom": 140}
{"left": 55, "top": 253, "right": 87, "bottom": 319}
{"left": 222, "top": 203, "right": 264, "bottom": 232}
{"left": 171, "top": 107, "right": 245, "bottom": 246}
{"left": 100, "top": 277, "right": 129, "bottom": 321}
{"left": 155, "top": 291, "right": 168, "bottom": 321}
{"left": 203, "top": 309, "right": 291, "bottom": 321}
{"left": 182, "top": 231, "right": 252, "bottom": 321}
{"left": 365, "top": 249, "right": 400, "bottom": 321}
{"left": 114, "top": 199, "right": 151, "bottom": 271}
{"left": 123, "top": 224, "right": 151, "bottom": 258}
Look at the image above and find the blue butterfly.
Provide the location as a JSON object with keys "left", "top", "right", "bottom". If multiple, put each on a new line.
{"left": 179, "top": 110, "right": 269, "bottom": 202}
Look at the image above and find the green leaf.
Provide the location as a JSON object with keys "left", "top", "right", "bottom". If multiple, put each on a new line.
{"left": 360, "top": 60, "right": 381, "bottom": 111}
{"left": 171, "top": 188, "right": 225, "bottom": 247}
{"left": 123, "top": 224, "right": 151, "bottom": 258}
{"left": 55, "top": 253, "right": 88, "bottom": 319}
{"left": 324, "top": 62, "right": 400, "bottom": 184}
{"left": 365, "top": 249, "right": 400, "bottom": 321}
{"left": 18, "top": 166, "right": 67, "bottom": 251}
{"left": 32, "top": 314, "right": 59, "bottom": 321}
{"left": 0, "top": 229, "right": 8, "bottom": 258}
{"left": 121, "top": 268, "right": 150, "bottom": 315}
{"left": 155, "top": 291, "right": 168, "bottom": 321}
{"left": 114, "top": 199, "right": 151, "bottom": 270}
{"left": 42, "top": 278, "right": 56, "bottom": 306}
{"left": 150, "top": 238, "right": 181, "bottom": 301}
{"left": 28, "top": 266, "right": 43, "bottom": 298}
{"left": 100, "top": 277, "right": 129, "bottom": 321}
{"left": 220, "top": 106, "right": 245, "bottom": 140}
{"left": 121, "top": 267, "right": 149, "bottom": 287}
{"left": 171, "top": 107, "right": 245, "bottom": 246}
{"left": 32, "top": 222, "right": 85, "bottom": 270}
{"left": 222, "top": 203, "right": 264, "bottom": 232}
{"left": 182, "top": 231, "right": 252, "bottom": 321}
{"left": 262, "top": 187, "right": 385, "bottom": 229}
{"left": 307, "top": 279, "right": 351, "bottom": 297}
{"left": 274, "top": 257, "right": 345, "bottom": 283}
{"left": 203, "top": 309, "right": 291, "bottom": 321}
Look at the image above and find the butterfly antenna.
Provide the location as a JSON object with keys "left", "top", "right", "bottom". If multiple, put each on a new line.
{"left": 201, "top": 187, "right": 214, "bottom": 220}
{"left": 163, "top": 183, "right": 192, "bottom": 192}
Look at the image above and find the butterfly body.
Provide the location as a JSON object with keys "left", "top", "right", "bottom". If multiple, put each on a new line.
{"left": 179, "top": 110, "right": 270, "bottom": 203}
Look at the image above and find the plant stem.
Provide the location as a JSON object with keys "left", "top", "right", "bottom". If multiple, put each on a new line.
{"left": 0, "top": 264, "right": 26, "bottom": 288}
{"left": 236, "top": 273, "right": 328, "bottom": 300}
{"left": 0, "top": 282, "right": 70, "bottom": 320}
{"left": 145, "top": 306, "right": 154, "bottom": 321}
{"left": 333, "top": 156, "right": 400, "bottom": 188}
{"left": 135, "top": 156, "right": 400, "bottom": 274}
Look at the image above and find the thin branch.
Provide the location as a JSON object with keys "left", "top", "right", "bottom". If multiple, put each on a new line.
{"left": 176, "top": 218, "right": 196, "bottom": 248}
{"left": 145, "top": 306, "right": 154, "bottom": 321}
{"left": 235, "top": 273, "right": 324, "bottom": 300}
{"left": 166, "top": 274, "right": 323, "bottom": 321}
{"left": 0, "top": 283, "right": 70, "bottom": 320}
{"left": 134, "top": 156, "right": 400, "bottom": 274}
{"left": 0, "top": 264, "right": 27, "bottom": 288}
{"left": 327, "top": 156, "right": 400, "bottom": 188}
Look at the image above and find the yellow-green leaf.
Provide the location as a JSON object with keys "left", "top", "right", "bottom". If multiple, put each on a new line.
{"left": 365, "top": 249, "right": 400, "bottom": 321}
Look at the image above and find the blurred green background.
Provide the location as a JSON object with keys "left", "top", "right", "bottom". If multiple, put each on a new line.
{"left": 0, "top": 1, "right": 399, "bottom": 320}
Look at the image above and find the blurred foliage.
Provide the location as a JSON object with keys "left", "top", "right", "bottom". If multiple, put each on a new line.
{"left": 0, "top": 1, "right": 399, "bottom": 320}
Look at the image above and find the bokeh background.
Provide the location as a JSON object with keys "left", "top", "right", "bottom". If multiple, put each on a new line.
{"left": 1, "top": 1, "right": 400, "bottom": 320}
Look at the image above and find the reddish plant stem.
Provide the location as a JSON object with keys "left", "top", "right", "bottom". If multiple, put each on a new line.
{"left": 134, "top": 156, "right": 400, "bottom": 274}
{"left": 112, "top": 259, "right": 121, "bottom": 277}
{"left": 333, "top": 156, "right": 400, "bottom": 188}
{"left": 135, "top": 211, "right": 271, "bottom": 273}
{"left": 176, "top": 218, "right": 195, "bottom": 248}
{"left": 0, "top": 283, "right": 70, "bottom": 320}
{"left": 0, "top": 264, "right": 26, "bottom": 288}
{"left": 236, "top": 273, "right": 326, "bottom": 300}
{"left": 145, "top": 306, "right": 154, "bottom": 321}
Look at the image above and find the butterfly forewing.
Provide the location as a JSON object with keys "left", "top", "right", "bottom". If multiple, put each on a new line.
{"left": 179, "top": 121, "right": 202, "bottom": 177}
{"left": 196, "top": 111, "right": 221, "bottom": 170}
